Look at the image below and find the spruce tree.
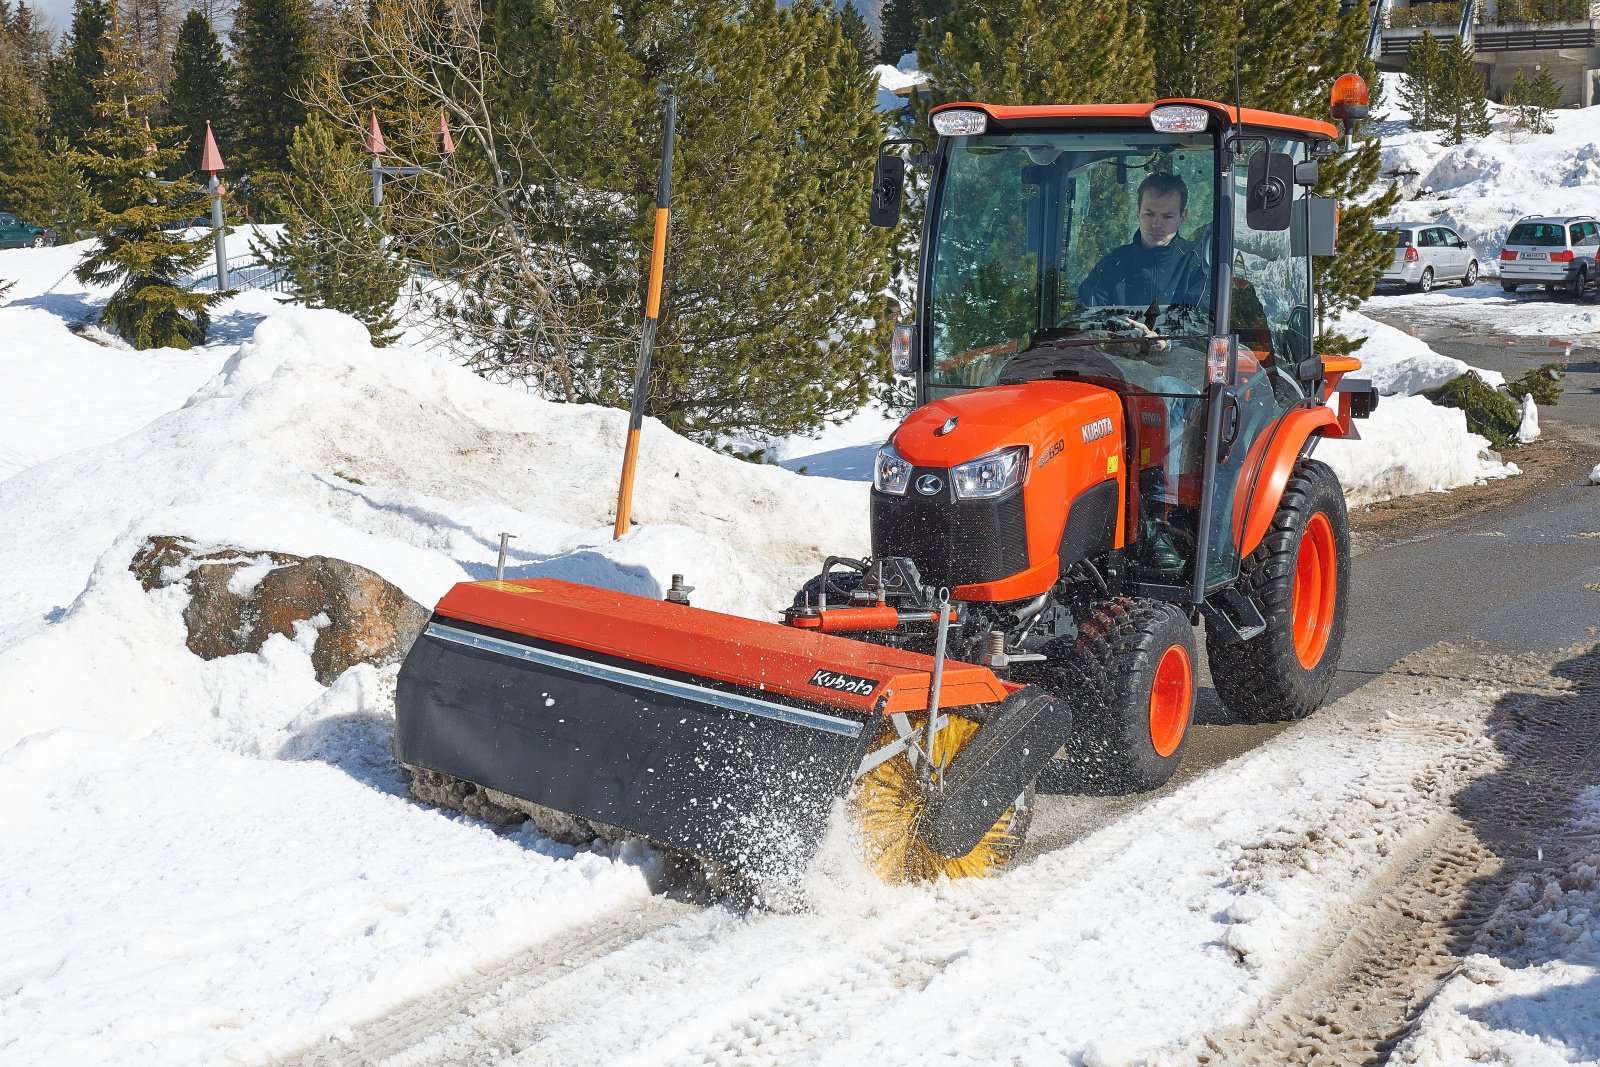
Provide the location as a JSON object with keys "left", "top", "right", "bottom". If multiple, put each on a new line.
{"left": 1401, "top": 32, "right": 1445, "bottom": 130}
{"left": 45, "top": 0, "right": 110, "bottom": 150}
{"left": 1440, "top": 39, "right": 1489, "bottom": 144}
{"left": 878, "top": 0, "right": 920, "bottom": 64}
{"left": 1528, "top": 66, "right": 1559, "bottom": 133}
{"left": 266, "top": 117, "right": 408, "bottom": 345}
{"left": 836, "top": 2, "right": 877, "bottom": 69}
{"left": 167, "top": 11, "right": 230, "bottom": 177}
{"left": 40, "top": 136, "right": 95, "bottom": 240}
{"left": 0, "top": 30, "right": 46, "bottom": 220}
{"left": 73, "top": 24, "right": 219, "bottom": 348}
{"left": 6, "top": 2, "right": 52, "bottom": 94}
{"left": 230, "top": 0, "right": 315, "bottom": 207}
{"left": 919, "top": 0, "right": 1154, "bottom": 107}
{"left": 480, "top": 0, "right": 897, "bottom": 441}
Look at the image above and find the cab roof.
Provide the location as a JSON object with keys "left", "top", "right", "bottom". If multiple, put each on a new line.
{"left": 933, "top": 99, "right": 1340, "bottom": 142}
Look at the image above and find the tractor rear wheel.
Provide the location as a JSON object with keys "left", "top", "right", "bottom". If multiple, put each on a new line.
{"left": 1207, "top": 458, "right": 1350, "bottom": 722}
{"left": 848, "top": 713, "right": 1033, "bottom": 883}
{"left": 1051, "top": 598, "right": 1197, "bottom": 794}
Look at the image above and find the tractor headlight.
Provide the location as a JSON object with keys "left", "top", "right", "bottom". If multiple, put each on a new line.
{"left": 874, "top": 442, "right": 912, "bottom": 495}
{"left": 951, "top": 446, "right": 1026, "bottom": 499}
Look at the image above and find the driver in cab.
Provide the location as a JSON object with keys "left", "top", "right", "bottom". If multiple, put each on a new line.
{"left": 1077, "top": 173, "right": 1209, "bottom": 310}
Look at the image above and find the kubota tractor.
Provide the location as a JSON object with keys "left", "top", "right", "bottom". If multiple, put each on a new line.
{"left": 395, "top": 79, "right": 1381, "bottom": 885}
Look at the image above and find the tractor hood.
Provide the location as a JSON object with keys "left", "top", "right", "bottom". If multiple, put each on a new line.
{"left": 893, "top": 380, "right": 1122, "bottom": 469}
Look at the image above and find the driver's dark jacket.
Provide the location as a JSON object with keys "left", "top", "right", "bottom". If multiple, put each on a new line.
{"left": 1077, "top": 232, "right": 1210, "bottom": 308}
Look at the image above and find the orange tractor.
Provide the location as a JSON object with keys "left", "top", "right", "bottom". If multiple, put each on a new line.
{"left": 395, "top": 81, "right": 1379, "bottom": 883}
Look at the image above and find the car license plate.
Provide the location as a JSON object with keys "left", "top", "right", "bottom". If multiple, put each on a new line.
{"left": 1521, "top": 252, "right": 1547, "bottom": 260}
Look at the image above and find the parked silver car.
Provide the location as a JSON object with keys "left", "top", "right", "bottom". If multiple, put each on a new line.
{"left": 1499, "top": 216, "right": 1600, "bottom": 295}
{"left": 1377, "top": 222, "right": 1479, "bottom": 292}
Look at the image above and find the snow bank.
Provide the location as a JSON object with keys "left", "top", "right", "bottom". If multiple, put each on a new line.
{"left": 0, "top": 296, "right": 869, "bottom": 1065}
{"left": 1318, "top": 393, "right": 1518, "bottom": 508}
{"left": 1335, "top": 309, "right": 1506, "bottom": 394}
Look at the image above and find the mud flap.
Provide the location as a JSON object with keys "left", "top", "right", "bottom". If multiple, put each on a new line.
{"left": 395, "top": 619, "right": 875, "bottom": 873}
{"left": 917, "top": 687, "right": 1071, "bottom": 857}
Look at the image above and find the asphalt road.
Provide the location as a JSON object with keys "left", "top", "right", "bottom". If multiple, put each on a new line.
{"left": 1027, "top": 314, "right": 1600, "bottom": 857}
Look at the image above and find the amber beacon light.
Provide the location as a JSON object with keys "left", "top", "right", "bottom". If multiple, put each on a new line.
{"left": 1329, "top": 73, "right": 1370, "bottom": 148}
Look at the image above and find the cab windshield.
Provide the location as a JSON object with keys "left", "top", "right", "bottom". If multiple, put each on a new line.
{"left": 926, "top": 129, "right": 1217, "bottom": 399}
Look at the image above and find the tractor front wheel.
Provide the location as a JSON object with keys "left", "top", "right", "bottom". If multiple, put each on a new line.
{"left": 1207, "top": 458, "right": 1350, "bottom": 722}
{"left": 1052, "top": 598, "right": 1197, "bottom": 794}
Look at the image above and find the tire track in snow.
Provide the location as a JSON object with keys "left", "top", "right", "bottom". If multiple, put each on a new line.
{"left": 1189, "top": 643, "right": 1600, "bottom": 1066}
{"left": 281, "top": 643, "right": 1574, "bottom": 1067}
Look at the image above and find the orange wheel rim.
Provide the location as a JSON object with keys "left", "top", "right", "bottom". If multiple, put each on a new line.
{"left": 1149, "top": 644, "right": 1193, "bottom": 758}
{"left": 1292, "top": 512, "right": 1338, "bottom": 669}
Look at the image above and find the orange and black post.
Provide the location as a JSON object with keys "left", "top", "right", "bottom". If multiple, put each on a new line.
{"left": 614, "top": 96, "right": 677, "bottom": 540}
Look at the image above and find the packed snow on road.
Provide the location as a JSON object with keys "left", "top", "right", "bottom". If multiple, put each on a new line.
{"left": 0, "top": 166, "right": 1591, "bottom": 1065}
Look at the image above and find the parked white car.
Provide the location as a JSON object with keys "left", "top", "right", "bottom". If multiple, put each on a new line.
{"left": 1499, "top": 215, "right": 1600, "bottom": 295}
{"left": 1377, "top": 222, "right": 1479, "bottom": 292}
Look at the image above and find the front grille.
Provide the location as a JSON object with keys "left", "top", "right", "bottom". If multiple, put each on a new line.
{"left": 870, "top": 473, "right": 1029, "bottom": 588}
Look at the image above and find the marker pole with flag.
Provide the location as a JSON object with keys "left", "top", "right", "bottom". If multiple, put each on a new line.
{"left": 200, "top": 121, "right": 227, "bottom": 290}
{"left": 613, "top": 95, "right": 677, "bottom": 540}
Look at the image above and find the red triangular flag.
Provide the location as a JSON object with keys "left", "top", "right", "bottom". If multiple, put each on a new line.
{"left": 439, "top": 109, "right": 455, "bottom": 154}
{"left": 366, "top": 111, "right": 387, "bottom": 155}
{"left": 200, "top": 121, "right": 225, "bottom": 173}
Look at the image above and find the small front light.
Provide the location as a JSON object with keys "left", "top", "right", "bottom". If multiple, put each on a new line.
{"left": 1206, "top": 336, "right": 1231, "bottom": 385}
{"left": 891, "top": 324, "right": 913, "bottom": 376}
{"left": 1149, "top": 105, "right": 1209, "bottom": 133}
{"left": 951, "top": 446, "right": 1026, "bottom": 499}
{"left": 874, "top": 442, "right": 912, "bottom": 495}
{"left": 932, "top": 109, "right": 988, "bottom": 137}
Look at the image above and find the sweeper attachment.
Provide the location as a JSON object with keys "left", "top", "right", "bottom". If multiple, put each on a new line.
{"left": 395, "top": 84, "right": 1382, "bottom": 884}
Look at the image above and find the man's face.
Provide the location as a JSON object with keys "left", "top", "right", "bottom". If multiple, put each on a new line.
{"left": 1138, "top": 190, "right": 1187, "bottom": 248}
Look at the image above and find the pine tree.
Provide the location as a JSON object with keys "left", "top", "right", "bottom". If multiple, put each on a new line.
{"left": 45, "top": 0, "right": 110, "bottom": 150}
{"left": 0, "top": 30, "right": 47, "bottom": 220}
{"left": 836, "top": 2, "right": 877, "bottom": 69}
{"left": 1528, "top": 66, "right": 1559, "bottom": 133}
{"left": 230, "top": 0, "right": 315, "bottom": 206}
{"left": 479, "top": 0, "right": 897, "bottom": 441}
{"left": 6, "top": 2, "right": 52, "bottom": 94}
{"left": 1440, "top": 38, "right": 1489, "bottom": 144}
{"left": 1401, "top": 31, "right": 1445, "bottom": 130}
{"left": 878, "top": 0, "right": 920, "bottom": 64}
{"left": 167, "top": 11, "right": 230, "bottom": 177}
{"left": 920, "top": 0, "right": 1154, "bottom": 107}
{"left": 73, "top": 23, "right": 219, "bottom": 348}
{"left": 39, "top": 136, "right": 95, "bottom": 240}
{"left": 266, "top": 117, "right": 409, "bottom": 345}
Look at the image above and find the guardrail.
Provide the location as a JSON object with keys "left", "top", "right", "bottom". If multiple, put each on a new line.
{"left": 184, "top": 252, "right": 291, "bottom": 294}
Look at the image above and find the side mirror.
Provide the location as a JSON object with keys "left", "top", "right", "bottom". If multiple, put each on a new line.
{"left": 1246, "top": 151, "right": 1295, "bottom": 231}
{"left": 1304, "top": 196, "right": 1339, "bottom": 256}
{"left": 869, "top": 148, "right": 906, "bottom": 228}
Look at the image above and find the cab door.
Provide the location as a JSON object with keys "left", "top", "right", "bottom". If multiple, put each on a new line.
{"left": 1201, "top": 136, "right": 1313, "bottom": 591}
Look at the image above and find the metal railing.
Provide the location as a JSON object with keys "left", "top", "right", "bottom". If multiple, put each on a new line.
{"left": 183, "top": 251, "right": 291, "bottom": 294}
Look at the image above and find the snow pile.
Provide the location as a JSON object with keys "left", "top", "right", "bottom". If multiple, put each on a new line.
{"left": 1318, "top": 393, "right": 1517, "bottom": 508}
{"left": 1517, "top": 393, "right": 1541, "bottom": 442}
{"left": 1334, "top": 308, "right": 1505, "bottom": 394}
{"left": 0, "top": 296, "right": 870, "bottom": 1064}
{"left": 1590, "top": 463, "right": 1600, "bottom": 485}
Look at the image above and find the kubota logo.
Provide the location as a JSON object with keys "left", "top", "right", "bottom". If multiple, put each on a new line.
{"left": 809, "top": 669, "right": 877, "bottom": 697}
{"left": 1081, "top": 417, "right": 1114, "bottom": 443}
{"left": 915, "top": 474, "right": 944, "bottom": 495}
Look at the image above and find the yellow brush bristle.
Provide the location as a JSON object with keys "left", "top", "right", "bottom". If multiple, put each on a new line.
{"left": 848, "top": 714, "right": 1023, "bottom": 884}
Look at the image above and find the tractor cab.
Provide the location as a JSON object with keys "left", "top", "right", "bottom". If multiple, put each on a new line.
{"left": 871, "top": 98, "right": 1350, "bottom": 607}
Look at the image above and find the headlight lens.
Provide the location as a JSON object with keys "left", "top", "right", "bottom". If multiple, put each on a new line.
{"left": 874, "top": 442, "right": 912, "bottom": 495}
{"left": 951, "top": 446, "right": 1026, "bottom": 499}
